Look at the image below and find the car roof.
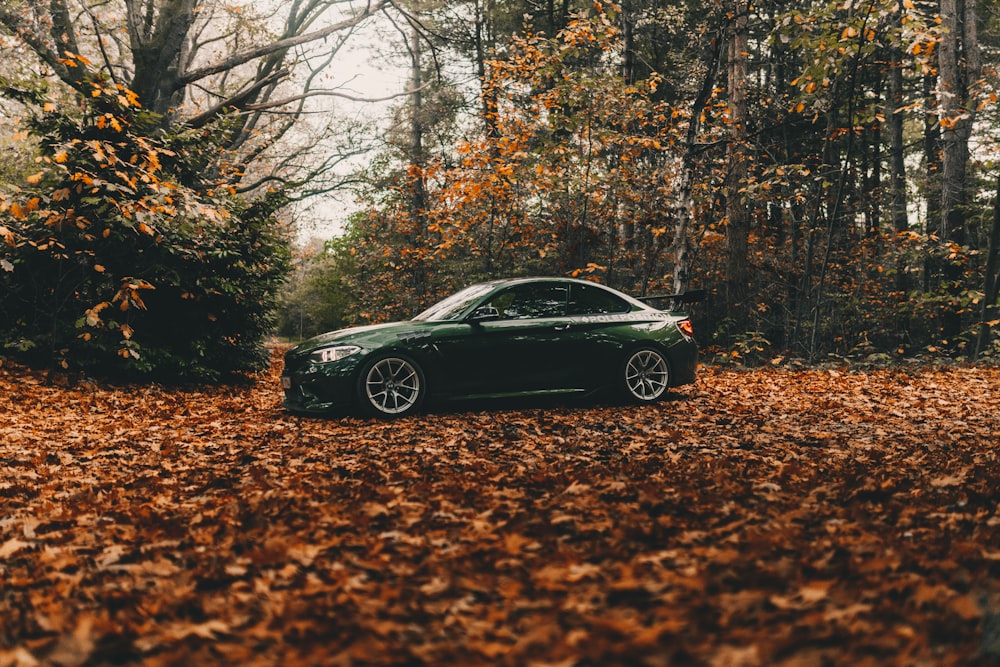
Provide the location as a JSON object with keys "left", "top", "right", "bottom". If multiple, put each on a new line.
{"left": 478, "top": 276, "right": 608, "bottom": 288}
{"left": 472, "top": 276, "right": 653, "bottom": 308}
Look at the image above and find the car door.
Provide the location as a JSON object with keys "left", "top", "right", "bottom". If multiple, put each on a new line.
{"left": 434, "top": 282, "right": 574, "bottom": 395}
{"left": 559, "top": 281, "right": 637, "bottom": 387}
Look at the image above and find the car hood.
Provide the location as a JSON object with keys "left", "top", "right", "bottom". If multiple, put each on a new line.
{"left": 288, "top": 321, "right": 438, "bottom": 357}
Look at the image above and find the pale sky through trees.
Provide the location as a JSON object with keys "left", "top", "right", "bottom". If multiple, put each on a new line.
{"left": 233, "top": 0, "right": 409, "bottom": 243}
{"left": 295, "top": 33, "right": 405, "bottom": 243}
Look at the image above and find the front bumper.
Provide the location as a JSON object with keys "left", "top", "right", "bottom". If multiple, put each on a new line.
{"left": 280, "top": 353, "right": 366, "bottom": 415}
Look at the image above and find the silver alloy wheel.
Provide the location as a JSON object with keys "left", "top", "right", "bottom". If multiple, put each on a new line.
{"left": 624, "top": 348, "right": 669, "bottom": 402}
{"left": 364, "top": 356, "right": 422, "bottom": 415}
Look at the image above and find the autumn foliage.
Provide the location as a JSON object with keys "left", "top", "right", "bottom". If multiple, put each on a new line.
{"left": 0, "top": 67, "right": 290, "bottom": 380}
{"left": 1, "top": 349, "right": 998, "bottom": 665}
{"left": 346, "top": 2, "right": 1000, "bottom": 362}
{"left": 352, "top": 11, "right": 689, "bottom": 322}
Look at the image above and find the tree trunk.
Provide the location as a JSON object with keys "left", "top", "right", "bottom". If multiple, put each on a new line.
{"left": 887, "top": 11, "right": 909, "bottom": 238}
{"left": 408, "top": 17, "right": 428, "bottom": 296}
{"left": 938, "top": 0, "right": 961, "bottom": 243}
{"left": 934, "top": 0, "right": 980, "bottom": 345}
{"left": 974, "top": 175, "right": 1000, "bottom": 358}
{"left": 127, "top": 0, "right": 199, "bottom": 120}
{"left": 724, "top": 0, "right": 750, "bottom": 317}
{"left": 886, "top": 10, "right": 911, "bottom": 298}
{"left": 409, "top": 20, "right": 426, "bottom": 216}
{"left": 475, "top": 0, "right": 500, "bottom": 138}
{"left": 622, "top": 0, "right": 636, "bottom": 85}
{"left": 671, "top": 19, "right": 724, "bottom": 295}
{"left": 937, "top": 0, "right": 979, "bottom": 245}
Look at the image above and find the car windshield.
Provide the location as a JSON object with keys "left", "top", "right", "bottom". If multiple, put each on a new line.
{"left": 412, "top": 283, "right": 498, "bottom": 321}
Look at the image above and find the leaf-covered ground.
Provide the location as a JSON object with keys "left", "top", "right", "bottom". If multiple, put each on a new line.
{"left": 2, "top": 351, "right": 999, "bottom": 666}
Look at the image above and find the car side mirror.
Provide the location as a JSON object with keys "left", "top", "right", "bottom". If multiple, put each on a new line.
{"left": 469, "top": 306, "right": 501, "bottom": 323}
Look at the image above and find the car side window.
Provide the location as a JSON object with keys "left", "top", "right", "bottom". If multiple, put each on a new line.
{"left": 567, "top": 283, "right": 632, "bottom": 315}
{"left": 487, "top": 283, "right": 568, "bottom": 320}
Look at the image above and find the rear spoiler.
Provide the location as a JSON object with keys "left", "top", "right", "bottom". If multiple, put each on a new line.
{"left": 637, "top": 289, "right": 706, "bottom": 308}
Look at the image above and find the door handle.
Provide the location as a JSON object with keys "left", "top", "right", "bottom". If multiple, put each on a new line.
{"left": 553, "top": 323, "right": 572, "bottom": 331}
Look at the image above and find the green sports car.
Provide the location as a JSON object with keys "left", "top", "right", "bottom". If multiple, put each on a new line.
{"left": 280, "top": 277, "right": 698, "bottom": 418}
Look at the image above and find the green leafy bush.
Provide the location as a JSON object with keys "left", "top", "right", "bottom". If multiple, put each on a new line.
{"left": 0, "top": 72, "right": 290, "bottom": 381}
{"left": 276, "top": 233, "right": 359, "bottom": 341}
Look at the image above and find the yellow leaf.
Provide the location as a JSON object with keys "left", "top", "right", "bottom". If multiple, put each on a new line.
{"left": 94, "top": 264, "right": 106, "bottom": 273}
{"left": 950, "top": 595, "right": 982, "bottom": 621}
{"left": 26, "top": 171, "right": 44, "bottom": 185}
{"left": 0, "top": 537, "right": 29, "bottom": 559}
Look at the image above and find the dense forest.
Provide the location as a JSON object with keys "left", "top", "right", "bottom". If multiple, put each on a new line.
{"left": 334, "top": 0, "right": 1000, "bottom": 364}
{"left": 1, "top": 0, "right": 1000, "bottom": 378}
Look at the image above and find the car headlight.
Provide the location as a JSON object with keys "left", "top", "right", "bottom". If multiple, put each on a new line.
{"left": 310, "top": 345, "right": 362, "bottom": 364}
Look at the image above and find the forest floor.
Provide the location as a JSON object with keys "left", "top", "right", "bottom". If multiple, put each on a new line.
{"left": 1, "top": 349, "right": 999, "bottom": 666}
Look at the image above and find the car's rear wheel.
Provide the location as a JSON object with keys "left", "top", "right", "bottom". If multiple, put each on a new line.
{"left": 358, "top": 354, "right": 425, "bottom": 417}
{"left": 622, "top": 347, "right": 670, "bottom": 403}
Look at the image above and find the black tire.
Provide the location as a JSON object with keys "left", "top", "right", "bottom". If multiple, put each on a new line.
{"left": 357, "top": 354, "right": 426, "bottom": 418}
{"left": 621, "top": 347, "right": 670, "bottom": 404}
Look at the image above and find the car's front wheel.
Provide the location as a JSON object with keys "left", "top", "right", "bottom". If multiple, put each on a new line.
{"left": 622, "top": 347, "right": 670, "bottom": 403}
{"left": 358, "top": 354, "right": 425, "bottom": 417}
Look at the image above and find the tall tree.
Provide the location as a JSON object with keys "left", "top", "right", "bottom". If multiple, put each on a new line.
{"left": 0, "top": 0, "right": 391, "bottom": 203}
{"left": 936, "top": 0, "right": 982, "bottom": 244}
{"left": 724, "top": 0, "right": 751, "bottom": 314}
{"left": 887, "top": 7, "right": 910, "bottom": 238}
{"left": 0, "top": 0, "right": 396, "bottom": 375}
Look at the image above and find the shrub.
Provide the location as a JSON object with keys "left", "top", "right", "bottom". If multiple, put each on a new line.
{"left": 0, "top": 73, "right": 291, "bottom": 381}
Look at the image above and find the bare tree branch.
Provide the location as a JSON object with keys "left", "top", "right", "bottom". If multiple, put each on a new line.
{"left": 239, "top": 82, "right": 433, "bottom": 112}
{"left": 183, "top": 68, "right": 291, "bottom": 130}
{"left": 180, "top": 1, "right": 389, "bottom": 87}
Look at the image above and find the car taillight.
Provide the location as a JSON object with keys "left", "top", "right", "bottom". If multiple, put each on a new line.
{"left": 677, "top": 318, "right": 694, "bottom": 338}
